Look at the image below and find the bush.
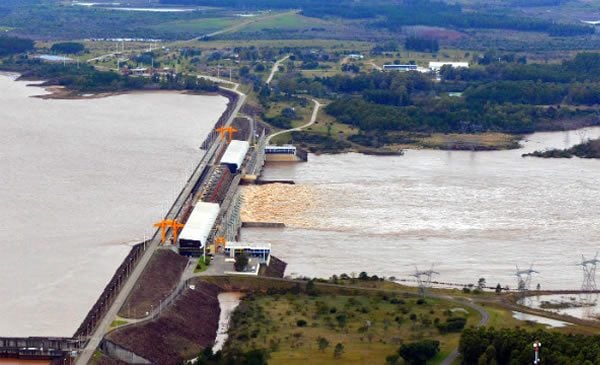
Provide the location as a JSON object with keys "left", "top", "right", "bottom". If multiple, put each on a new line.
{"left": 437, "top": 317, "right": 467, "bottom": 333}
{"left": 234, "top": 253, "right": 249, "bottom": 272}
{"left": 398, "top": 340, "right": 440, "bottom": 365}
{"left": 51, "top": 42, "right": 85, "bottom": 54}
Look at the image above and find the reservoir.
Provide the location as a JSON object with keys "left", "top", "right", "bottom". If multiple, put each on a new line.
{"left": 242, "top": 127, "right": 600, "bottom": 290}
{"left": 0, "top": 74, "right": 228, "bottom": 336}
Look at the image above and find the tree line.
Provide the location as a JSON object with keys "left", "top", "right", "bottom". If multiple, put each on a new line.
{"left": 161, "top": 0, "right": 595, "bottom": 37}
{"left": 0, "top": 35, "right": 33, "bottom": 56}
{"left": 460, "top": 327, "right": 600, "bottom": 364}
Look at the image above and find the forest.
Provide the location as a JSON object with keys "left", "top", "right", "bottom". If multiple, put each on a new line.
{"left": 460, "top": 327, "right": 600, "bottom": 364}
{"left": 162, "top": 0, "right": 595, "bottom": 37}
{"left": 270, "top": 53, "right": 600, "bottom": 135}
{"left": 0, "top": 35, "right": 34, "bottom": 56}
{"left": 1, "top": 58, "right": 218, "bottom": 93}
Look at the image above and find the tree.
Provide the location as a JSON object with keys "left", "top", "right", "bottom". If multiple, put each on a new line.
{"left": 478, "top": 277, "right": 486, "bottom": 289}
{"left": 317, "top": 336, "right": 330, "bottom": 352}
{"left": 50, "top": 42, "right": 85, "bottom": 54}
{"left": 398, "top": 340, "right": 440, "bottom": 365}
{"left": 333, "top": 343, "right": 344, "bottom": 359}
{"left": 0, "top": 36, "right": 34, "bottom": 56}
{"left": 234, "top": 253, "right": 249, "bottom": 272}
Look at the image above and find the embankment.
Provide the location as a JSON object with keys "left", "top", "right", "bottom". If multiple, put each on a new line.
{"left": 118, "top": 249, "right": 188, "bottom": 319}
{"left": 106, "top": 281, "right": 222, "bottom": 365}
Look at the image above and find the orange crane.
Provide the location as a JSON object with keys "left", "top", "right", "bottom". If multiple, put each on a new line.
{"left": 153, "top": 219, "right": 174, "bottom": 244}
{"left": 216, "top": 126, "right": 238, "bottom": 142}
{"left": 215, "top": 236, "right": 226, "bottom": 254}
{"left": 169, "top": 219, "right": 185, "bottom": 243}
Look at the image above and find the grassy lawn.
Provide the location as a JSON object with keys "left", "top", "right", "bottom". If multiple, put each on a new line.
{"left": 225, "top": 291, "right": 479, "bottom": 365}
{"left": 150, "top": 17, "right": 240, "bottom": 35}
{"left": 110, "top": 319, "right": 128, "bottom": 329}
{"left": 194, "top": 256, "right": 211, "bottom": 273}
{"left": 418, "top": 132, "right": 522, "bottom": 150}
{"left": 240, "top": 13, "right": 331, "bottom": 32}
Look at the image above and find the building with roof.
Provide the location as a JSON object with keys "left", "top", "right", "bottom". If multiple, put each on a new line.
{"left": 428, "top": 61, "right": 469, "bottom": 71}
{"left": 220, "top": 140, "right": 250, "bottom": 173}
{"left": 178, "top": 202, "right": 220, "bottom": 256}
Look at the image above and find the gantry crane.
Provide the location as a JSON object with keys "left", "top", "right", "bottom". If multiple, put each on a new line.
{"left": 153, "top": 219, "right": 185, "bottom": 244}
{"left": 216, "top": 126, "right": 239, "bottom": 142}
{"left": 153, "top": 219, "right": 174, "bottom": 244}
{"left": 169, "top": 219, "right": 185, "bottom": 243}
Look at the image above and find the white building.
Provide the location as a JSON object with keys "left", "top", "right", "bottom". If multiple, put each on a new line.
{"left": 220, "top": 140, "right": 250, "bottom": 173}
{"left": 428, "top": 62, "right": 469, "bottom": 72}
{"left": 178, "top": 202, "right": 220, "bottom": 255}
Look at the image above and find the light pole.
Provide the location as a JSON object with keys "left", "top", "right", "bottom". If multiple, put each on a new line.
{"left": 533, "top": 340, "right": 541, "bottom": 364}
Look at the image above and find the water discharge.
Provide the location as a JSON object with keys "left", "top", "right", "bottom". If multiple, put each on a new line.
{"left": 242, "top": 127, "right": 600, "bottom": 290}
{"left": 241, "top": 184, "right": 319, "bottom": 228}
{"left": 0, "top": 75, "right": 228, "bottom": 336}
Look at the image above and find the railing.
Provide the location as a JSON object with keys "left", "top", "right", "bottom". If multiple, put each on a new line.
{"left": 0, "top": 337, "right": 79, "bottom": 358}
{"left": 73, "top": 240, "right": 150, "bottom": 339}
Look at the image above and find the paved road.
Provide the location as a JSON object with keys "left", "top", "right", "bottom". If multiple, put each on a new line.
{"left": 75, "top": 84, "right": 246, "bottom": 365}
{"left": 439, "top": 297, "right": 489, "bottom": 365}
{"left": 266, "top": 54, "right": 290, "bottom": 85}
{"left": 266, "top": 98, "right": 321, "bottom": 144}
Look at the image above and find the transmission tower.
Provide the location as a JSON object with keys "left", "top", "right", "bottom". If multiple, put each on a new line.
{"left": 515, "top": 264, "right": 539, "bottom": 297}
{"left": 578, "top": 253, "right": 600, "bottom": 291}
{"left": 411, "top": 265, "right": 439, "bottom": 297}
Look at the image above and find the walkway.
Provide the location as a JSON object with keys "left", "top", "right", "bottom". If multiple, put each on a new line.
{"left": 266, "top": 54, "right": 290, "bottom": 85}
{"left": 266, "top": 98, "right": 321, "bottom": 144}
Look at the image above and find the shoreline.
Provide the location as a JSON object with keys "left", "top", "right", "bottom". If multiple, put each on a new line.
{"left": 0, "top": 71, "right": 224, "bottom": 100}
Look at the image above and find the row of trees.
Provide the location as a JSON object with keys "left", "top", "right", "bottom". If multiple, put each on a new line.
{"left": 2, "top": 58, "right": 219, "bottom": 93}
{"left": 0, "top": 35, "right": 33, "bottom": 56}
{"left": 460, "top": 327, "right": 600, "bottom": 364}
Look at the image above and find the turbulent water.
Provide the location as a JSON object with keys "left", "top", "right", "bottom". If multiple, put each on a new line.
{"left": 242, "top": 127, "right": 600, "bottom": 290}
{"left": 0, "top": 74, "right": 228, "bottom": 336}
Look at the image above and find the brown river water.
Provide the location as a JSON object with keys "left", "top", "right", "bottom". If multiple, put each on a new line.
{"left": 0, "top": 74, "right": 227, "bottom": 336}
{"left": 242, "top": 127, "right": 600, "bottom": 290}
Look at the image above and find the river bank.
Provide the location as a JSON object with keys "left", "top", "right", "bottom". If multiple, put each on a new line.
{"left": 523, "top": 137, "right": 600, "bottom": 159}
{"left": 284, "top": 115, "right": 599, "bottom": 154}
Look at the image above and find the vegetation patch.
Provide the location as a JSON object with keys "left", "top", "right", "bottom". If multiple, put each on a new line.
{"left": 523, "top": 137, "right": 600, "bottom": 159}
{"left": 222, "top": 287, "right": 474, "bottom": 364}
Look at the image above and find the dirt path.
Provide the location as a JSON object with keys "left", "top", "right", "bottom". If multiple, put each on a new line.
{"left": 266, "top": 98, "right": 321, "bottom": 144}
{"left": 266, "top": 54, "right": 290, "bottom": 85}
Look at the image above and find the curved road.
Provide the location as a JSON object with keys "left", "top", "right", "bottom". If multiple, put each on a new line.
{"left": 266, "top": 98, "right": 321, "bottom": 144}
{"left": 438, "top": 297, "right": 489, "bottom": 365}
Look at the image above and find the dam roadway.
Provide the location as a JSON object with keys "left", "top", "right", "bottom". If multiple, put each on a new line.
{"left": 76, "top": 84, "right": 246, "bottom": 365}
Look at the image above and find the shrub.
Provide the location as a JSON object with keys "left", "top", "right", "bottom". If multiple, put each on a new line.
{"left": 296, "top": 319, "right": 307, "bottom": 327}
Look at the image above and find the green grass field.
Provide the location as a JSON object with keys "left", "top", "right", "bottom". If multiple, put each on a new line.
{"left": 225, "top": 291, "right": 478, "bottom": 365}
{"left": 240, "top": 13, "right": 331, "bottom": 32}
{"left": 150, "top": 17, "right": 240, "bottom": 35}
